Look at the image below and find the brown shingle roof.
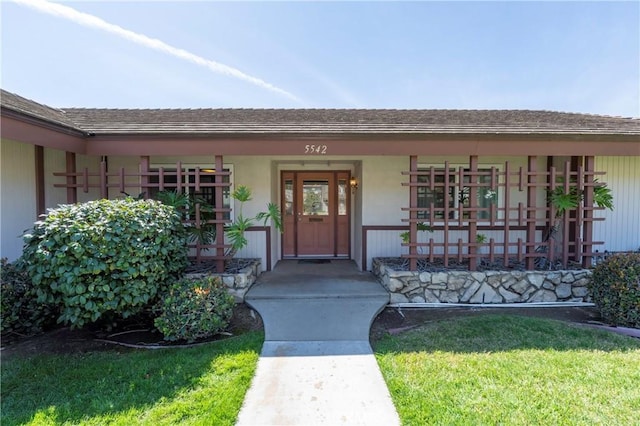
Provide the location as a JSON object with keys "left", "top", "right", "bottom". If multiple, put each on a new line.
{"left": 60, "top": 108, "right": 640, "bottom": 136}
{"left": 2, "top": 89, "right": 639, "bottom": 137}
{"left": 0, "top": 90, "right": 85, "bottom": 133}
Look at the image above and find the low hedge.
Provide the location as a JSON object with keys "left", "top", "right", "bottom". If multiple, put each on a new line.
{"left": 154, "top": 277, "right": 235, "bottom": 342}
{"left": 1, "top": 258, "right": 56, "bottom": 336}
{"left": 21, "top": 198, "right": 188, "bottom": 328}
{"left": 588, "top": 253, "right": 640, "bottom": 328}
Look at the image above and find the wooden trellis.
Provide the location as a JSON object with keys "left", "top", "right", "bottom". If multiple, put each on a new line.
{"left": 402, "top": 155, "right": 606, "bottom": 271}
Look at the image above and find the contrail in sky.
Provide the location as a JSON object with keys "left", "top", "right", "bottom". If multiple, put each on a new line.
{"left": 14, "top": 0, "right": 300, "bottom": 102}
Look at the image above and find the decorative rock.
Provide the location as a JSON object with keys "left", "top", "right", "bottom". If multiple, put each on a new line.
{"left": 561, "top": 272, "right": 575, "bottom": 283}
{"left": 555, "top": 283, "right": 572, "bottom": 299}
{"left": 235, "top": 274, "right": 247, "bottom": 287}
{"left": 419, "top": 272, "right": 431, "bottom": 283}
{"left": 390, "top": 293, "right": 409, "bottom": 304}
{"left": 372, "top": 258, "right": 592, "bottom": 306}
{"left": 470, "top": 283, "right": 502, "bottom": 303}
{"left": 410, "top": 295, "right": 426, "bottom": 303}
{"left": 527, "top": 274, "right": 544, "bottom": 288}
{"left": 440, "top": 290, "right": 460, "bottom": 303}
{"left": 432, "top": 272, "right": 448, "bottom": 284}
{"left": 499, "top": 276, "right": 517, "bottom": 290}
{"left": 223, "top": 276, "right": 235, "bottom": 287}
{"left": 460, "top": 281, "right": 481, "bottom": 303}
{"left": 529, "top": 289, "right": 557, "bottom": 302}
{"left": 401, "top": 280, "right": 421, "bottom": 294}
{"left": 427, "top": 282, "right": 447, "bottom": 290}
{"left": 547, "top": 272, "right": 562, "bottom": 284}
{"left": 487, "top": 274, "right": 502, "bottom": 287}
{"left": 498, "top": 287, "right": 521, "bottom": 303}
{"left": 424, "top": 289, "right": 440, "bottom": 303}
{"left": 449, "top": 275, "right": 467, "bottom": 290}
{"left": 388, "top": 278, "right": 404, "bottom": 292}
{"left": 471, "top": 272, "right": 486, "bottom": 282}
{"left": 388, "top": 270, "right": 417, "bottom": 278}
{"left": 572, "top": 286, "right": 589, "bottom": 298}
{"left": 510, "top": 279, "right": 530, "bottom": 295}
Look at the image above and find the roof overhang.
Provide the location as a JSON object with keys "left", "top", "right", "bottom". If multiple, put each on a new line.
{"left": 85, "top": 132, "right": 640, "bottom": 157}
{"left": 1, "top": 110, "right": 87, "bottom": 153}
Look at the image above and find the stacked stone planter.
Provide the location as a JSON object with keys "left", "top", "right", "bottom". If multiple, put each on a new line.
{"left": 185, "top": 259, "right": 261, "bottom": 302}
{"left": 372, "top": 258, "right": 592, "bottom": 304}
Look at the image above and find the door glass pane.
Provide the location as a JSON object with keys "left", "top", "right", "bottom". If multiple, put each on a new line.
{"left": 284, "top": 179, "right": 294, "bottom": 216}
{"left": 302, "top": 180, "right": 329, "bottom": 215}
{"left": 338, "top": 179, "right": 347, "bottom": 215}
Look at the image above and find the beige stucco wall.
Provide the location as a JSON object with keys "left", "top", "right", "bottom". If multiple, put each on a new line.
{"left": 1, "top": 139, "right": 36, "bottom": 261}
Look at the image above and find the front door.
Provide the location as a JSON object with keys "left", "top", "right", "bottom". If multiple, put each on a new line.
{"left": 282, "top": 171, "right": 350, "bottom": 257}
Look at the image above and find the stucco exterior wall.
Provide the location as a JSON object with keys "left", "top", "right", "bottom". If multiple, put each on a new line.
{"left": 1, "top": 139, "right": 36, "bottom": 260}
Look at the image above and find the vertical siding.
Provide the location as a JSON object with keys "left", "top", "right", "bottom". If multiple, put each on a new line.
{"left": 234, "top": 230, "right": 268, "bottom": 271}
{"left": 1, "top": 140, "right": 36, "bottom": 261}
{"left": 594, "top": 157, "right": 640, "bottom": 252}
{"left": 43, "top": 148, "right": 67, "bottom": 208}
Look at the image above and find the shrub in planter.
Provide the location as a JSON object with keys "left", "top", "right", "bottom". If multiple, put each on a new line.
{"left": 1, "top": 258, "right": 56, "bottom": 336}
{"left": 154, "top": 277, "right": 235, "bottom": 342}
{"left": 587, "top": 253, "right": 640, "bottom": 328}
{"left": 21, "top": 198, "right": 188, "bottom": 328}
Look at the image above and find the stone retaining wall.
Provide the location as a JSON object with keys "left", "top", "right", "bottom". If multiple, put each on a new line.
{"left": 372, "top": 258, "right": 591, "bottom": 304}
{"left": 185, "top": 259, "right": 261, "bottom": 302}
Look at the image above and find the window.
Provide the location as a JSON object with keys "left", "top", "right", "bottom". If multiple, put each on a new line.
{"left": 417, "top": 166, "right": 498, "bottom": 222}
{"left": 149, "top": 164, "right": 233, "bottom": 220}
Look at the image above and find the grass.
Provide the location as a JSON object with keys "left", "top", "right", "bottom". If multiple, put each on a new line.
{"left": 374, "top": 314, "right": 640, "bottom": 426}
{"left": 1, "top": 331, "right": 263, "bottom": 426}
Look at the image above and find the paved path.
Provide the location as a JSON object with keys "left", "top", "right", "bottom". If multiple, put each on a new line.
{"left": 237, "top": 261, "right": 400, "bottom": 426}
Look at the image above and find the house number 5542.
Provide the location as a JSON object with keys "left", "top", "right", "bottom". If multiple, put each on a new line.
{"left": 304, "top": 144, "right": 327, "bottom": 154}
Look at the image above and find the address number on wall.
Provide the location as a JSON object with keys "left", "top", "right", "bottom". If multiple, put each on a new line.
{"left": 304, "top": 144, "right": 328, "bottom": 154}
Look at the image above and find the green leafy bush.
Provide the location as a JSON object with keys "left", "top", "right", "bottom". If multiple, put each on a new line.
{"left": 588, "top": 253, "right": 640, "bottom": 328}
{"left": 1, "top": 258, "right": 56, "bottom": 336}
{"left": 154, "top": 276, "right": 234, "bottom": 342}
{"left": 21, "top": 199, "right": 188, "bottom": 328}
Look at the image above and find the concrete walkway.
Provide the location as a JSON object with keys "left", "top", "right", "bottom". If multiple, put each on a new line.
{"left": 237, "top": 260, "right": 400, "bottom": 426}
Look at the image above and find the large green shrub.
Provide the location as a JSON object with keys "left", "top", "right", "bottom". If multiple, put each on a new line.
{"left": 588, "top": 253, "right": 640, "bottom": 328}
{"left": 21, "top": 198, "right": 188, "bottom": 328}
{"left": 154, "top": 276, "right": 234, "bottom": 342}
{"left": 1, "top": 258, "right": 56, "bottom": 336}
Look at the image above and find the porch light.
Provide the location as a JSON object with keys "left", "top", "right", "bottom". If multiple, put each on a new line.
{"left": 350, "top": 177, "right": 358, "bottom": 193}
{"left": 201, "top": 169, "right": 216, "bottom": 173}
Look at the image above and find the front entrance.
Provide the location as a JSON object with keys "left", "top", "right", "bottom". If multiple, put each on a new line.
{"left": 282, "top": 171, "right": 350, "bottom": 257}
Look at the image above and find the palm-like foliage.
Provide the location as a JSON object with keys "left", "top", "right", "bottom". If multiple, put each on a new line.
{"left": 225, "top": 186, "right": 283, "bottom": 259}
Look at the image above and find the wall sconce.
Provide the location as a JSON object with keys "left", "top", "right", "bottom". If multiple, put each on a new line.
{"left": 349, "top": 177, "right": 359, "bottom": 193}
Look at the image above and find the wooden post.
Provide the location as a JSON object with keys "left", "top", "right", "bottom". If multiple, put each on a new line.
{"left": 468, "top": 155, "right": 478, "bottom": 271}
{"left": 582, "top": 156, "right": 595, "bottom": 268}
{"left": 526, "top": 156, "right": 537, "bottom": 270}
{"left": 35, "top": 146, "right": 45, "bottom": 216}
{"left": 140, "top": 156, "right": 150, "bottom": 198}
{"left": 99, "top": 158, "right": 108, "bottom": 199}
{"left": 409, "top": 156, "right": 418, "bottom": 271}
{"left": 503, "top": 161, "right": 511, "bottom": 268}
{"left": 65, "top": 152, "right": 77, "bottom": 204}
{"left": 215, "top": 155, "right": 226, "bottom": 273}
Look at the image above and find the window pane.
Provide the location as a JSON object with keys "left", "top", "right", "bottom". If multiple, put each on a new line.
{"left": 338, "top": 179, "right": 347, "bottom": 215}
{"left": 302, "top": 180, "right": 329, "bottom": 216}
{"left": 284, "top": 180, "right": 294, "bottom": 216}
{"left": 417, "top": 170, "right": 455, "bottom": 220}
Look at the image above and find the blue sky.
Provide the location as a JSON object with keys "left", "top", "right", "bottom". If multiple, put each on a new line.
{"left": 2, "top": 1, "right": 639, "bottom": 117}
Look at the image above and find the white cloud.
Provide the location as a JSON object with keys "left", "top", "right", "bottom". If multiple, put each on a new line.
{"left": 13, "top": 0, "right": 301, "bottom": 103}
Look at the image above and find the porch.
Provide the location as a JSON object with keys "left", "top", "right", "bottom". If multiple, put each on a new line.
{"left": 245, "top": 260, "right": 389, "bottom": 341}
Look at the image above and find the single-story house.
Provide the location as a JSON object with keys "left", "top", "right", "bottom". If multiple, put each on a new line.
{"left": 2, "top": 90, "right": 639, "bottom": 283}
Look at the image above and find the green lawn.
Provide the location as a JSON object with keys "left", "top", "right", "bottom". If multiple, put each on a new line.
{"left": 374, "top": 314, "right": 640, "bottom": 425}
{"left": 1, "top": 332, "right": 263, "bottom": 426}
